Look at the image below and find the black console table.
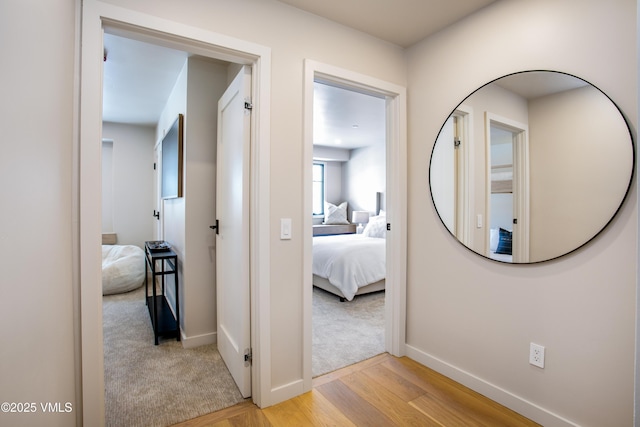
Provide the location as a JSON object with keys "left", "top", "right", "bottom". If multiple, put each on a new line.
{"left": 144, "top": 241, "right": 180, "bottom": 345}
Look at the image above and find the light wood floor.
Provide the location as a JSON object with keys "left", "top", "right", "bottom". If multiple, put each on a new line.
{"left": 172, "top": 353, "right": 540, "bottom": 426}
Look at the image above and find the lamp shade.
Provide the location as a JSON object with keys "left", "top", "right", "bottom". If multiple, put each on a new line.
{"left": 352, "top": 210, "right": 370, "bottom": 224}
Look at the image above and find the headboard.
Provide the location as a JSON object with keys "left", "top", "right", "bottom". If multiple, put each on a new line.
{"left": 375, "top": 192, "right": 385, "bottom": 215}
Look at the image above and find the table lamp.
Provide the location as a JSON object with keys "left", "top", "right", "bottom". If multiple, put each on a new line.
{"left": 352, "top": 211, "right": 370, "bottom": 234}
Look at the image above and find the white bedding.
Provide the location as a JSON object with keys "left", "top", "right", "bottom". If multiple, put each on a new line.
{"left": 312, "top": 234, "right": 385, "bottom": 301}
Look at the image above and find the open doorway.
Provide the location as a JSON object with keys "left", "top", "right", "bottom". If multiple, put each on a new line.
{"left": 486, "top": 114, "right": 529, "bottom": 263}
{"left": 100, "top": 31, "right": 251, "bottom": 425}
{"left": 302, "top": 60, "right": 407, "bottom": 391}
{"left": 310, "top": 81, "right": 387, "bottom": 376}
{"left": 81, "top": 5, "right": 272, "bottom": 422}
{"left": 488, "top": 125, "right": 515, "bottom": 262}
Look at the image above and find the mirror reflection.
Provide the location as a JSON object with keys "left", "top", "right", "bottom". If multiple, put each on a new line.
{"left": 430, "top": 71, "right": 634, "bottom": 263}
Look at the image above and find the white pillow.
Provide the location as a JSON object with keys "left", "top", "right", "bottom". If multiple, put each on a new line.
{"left": 324, "top": 201, "right": 349, "bottom": 225}
{"left": 362, "top": 215, "right": 386, "bottom": 238}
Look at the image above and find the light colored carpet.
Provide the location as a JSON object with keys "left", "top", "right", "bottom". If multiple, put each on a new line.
{"left": 312, "top": 287, "right": 385, "bottom": 377}
{"left": 103, "top": 287, "right": 245, "bottom": 427}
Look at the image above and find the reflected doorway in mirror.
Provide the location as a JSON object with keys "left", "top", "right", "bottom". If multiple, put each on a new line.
{"left": 429, "top": 70, "right": 634, "bottom": 263}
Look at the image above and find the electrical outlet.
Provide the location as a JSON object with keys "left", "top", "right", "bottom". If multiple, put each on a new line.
{"left": 529, "top": 343, "right": 545, "bottom": 368}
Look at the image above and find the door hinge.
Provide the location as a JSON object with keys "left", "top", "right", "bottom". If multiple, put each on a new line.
{"left": 387, "top": 223, "right": 391, "bottom": 231}
{"left": 244, "top": 101, "right": 253, "bottom": 111}
{"left": 153, "top": 162, "right": 157, "bottom": 170}
{"left": 454, "top": 137, "right": 461, "bottom": 148}
{"left": 244, "top": 348, "right": 252, "bottom": 366}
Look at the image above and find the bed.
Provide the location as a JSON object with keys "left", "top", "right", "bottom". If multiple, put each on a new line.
{"left": 312, "top": 213, "right": 386, "bottom": 301}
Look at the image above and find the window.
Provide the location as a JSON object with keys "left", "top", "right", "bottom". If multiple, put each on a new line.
{"left": 312, "top": 163, "right": 325, "bottom": 216}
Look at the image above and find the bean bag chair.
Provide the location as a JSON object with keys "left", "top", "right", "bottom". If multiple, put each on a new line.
{"left": 102, "top": 245, "right": 145, "bottom": 295}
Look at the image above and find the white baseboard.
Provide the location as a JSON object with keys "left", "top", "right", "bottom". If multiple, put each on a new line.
{"left": 405, "top": 344, "right": 579, "bottom": 427}
{"left": 180, "top": 330, "right": 217, "bottom": 349}
{"left": 269, "top": 379, "right": 305, "bottom": 407}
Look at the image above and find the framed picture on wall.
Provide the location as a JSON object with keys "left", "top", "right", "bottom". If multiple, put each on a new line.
{"left": 161, "top": 113, "right": 184, "bottom": 199}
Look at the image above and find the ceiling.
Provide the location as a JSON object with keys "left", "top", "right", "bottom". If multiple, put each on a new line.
{"left": 277, "top": 0, "right": 497, "bottom": 48}
{"left": 103, "top": 33, "right": 189, "bottom": 126}
{"left": 102, "top": 1, "right": 498, "bottom": 135}
{"left": 494, "top": 72, "right": 588, "bottom": 100}
{"left": 313, "top": 82, "right": 386, "bottom": 149}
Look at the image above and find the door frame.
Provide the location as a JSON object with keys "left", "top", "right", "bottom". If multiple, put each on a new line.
{"left": 484, "top": 112, "right": 529, "bottom": 262}
{"left": 302, "top": 59, "right": 407, "bottom": 390}
{"left": 78, "top": 1, "right": 272, "bottom": 422}
{"left": 452, "top": 105, "right": 474, "bottom": 248}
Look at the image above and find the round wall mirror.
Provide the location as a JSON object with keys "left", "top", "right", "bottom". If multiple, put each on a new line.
{"left": 430, "top": 70, "right": 634, "bottom": 263}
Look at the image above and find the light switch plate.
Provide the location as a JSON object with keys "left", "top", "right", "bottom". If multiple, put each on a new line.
{"left": 281, "top": 218, "right": 292, "bottom": 240}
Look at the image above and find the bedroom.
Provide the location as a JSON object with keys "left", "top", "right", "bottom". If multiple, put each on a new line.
{"left": 311, "top": 81, "right": 388, "bottom": 376}
{"left": 100, "top": 33, "right": 252, "bottom": 424}
{"left": 99, "top": 44, "right": 389, "bottom": 414}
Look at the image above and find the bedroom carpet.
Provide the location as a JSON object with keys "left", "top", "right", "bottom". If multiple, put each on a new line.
{"left": 312, "top": 287, "right": 385, "bottom": 377}
{"left": 102, "top": 287, "right": 245, "bottom": 427}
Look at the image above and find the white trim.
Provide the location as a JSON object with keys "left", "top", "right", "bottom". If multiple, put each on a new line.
{"left": 405, "top": 344, "right": 580, "bottom": 427}
{"left": 270, "top": 379, "right": 305, "bottom": 405}
{"left": 452, "top": 104, "right": 474, "bottom": 248}
{"left": 79, "top": 2, "right": 272, "bottom": 423}
{"left": 180, "top": 331, "right": 217, "bottom": 348}
{"left": 512, "top": 129, "right": 530, "bottom": 263}
{"left": 302, "top": 59, "right": 407, "bottom": 392}
{"left": 72, "top": 2, "right": 84, "bottom": 426}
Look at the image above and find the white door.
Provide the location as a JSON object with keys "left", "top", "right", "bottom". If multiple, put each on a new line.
{"left": 216, "top": 65, "right": 252, "bottom": 398}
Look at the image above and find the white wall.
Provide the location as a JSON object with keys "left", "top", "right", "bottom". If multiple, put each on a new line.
{"left": 406, "top": 1, "right": 636, "bottom": 426}
{"left": 431, "top": 117, "right": 455, "bottom": 232}
{"left": 344, "top": 142, "right": 386, "bottom": 215}
{"left": 0, "top": 1, "right": 78, "bottom": 426}
{"left": 313, "top": 145, "right": 349, "bottom": 162}
{"left": 182, "top": 57, "right": 229, "bottom": 344}
{"left": 157, "top": 59, "right": 187, "bottom": 329}
{"left": 102, "top": 140, "right": 114, "bottom": 232}
{"left": 101, "top": 122, "right": 155, "bottom": 247}
{"left": 156, "top": 56, "right": 229, "bottom": 346}
{"left": 528, "top": 85, "right": 633, "bottom": 261}
{"left": 322, "top": 161, "right": 344, "bottom": 206}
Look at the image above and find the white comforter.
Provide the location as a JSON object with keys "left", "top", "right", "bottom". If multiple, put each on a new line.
{"left": 312, "top": 234, "right": 386, "bottom": 301}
